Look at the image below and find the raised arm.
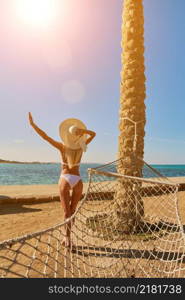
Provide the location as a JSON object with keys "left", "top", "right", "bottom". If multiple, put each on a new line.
{"left": 76, "top": 128, "right": 96, "bottom": 145}
{"left": 85, "top": 129, "right": 96, "bottom": 145}
{"left": 28, "top": 112, "right": 63, "bottom": 150}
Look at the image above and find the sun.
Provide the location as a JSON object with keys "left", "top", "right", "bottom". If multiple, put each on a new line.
{"left": 15, "top": 0, "right": 60, "bottom": 29}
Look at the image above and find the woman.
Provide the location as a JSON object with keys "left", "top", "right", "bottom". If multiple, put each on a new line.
{"left": 28, "top": 112, "right": 96, "bottom": 247}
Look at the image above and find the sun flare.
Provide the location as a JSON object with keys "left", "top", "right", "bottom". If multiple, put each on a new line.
{"left": 15, "top": 0, "right": 60, "bottom": 29}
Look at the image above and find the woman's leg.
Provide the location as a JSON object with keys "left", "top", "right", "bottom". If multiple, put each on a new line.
{"left": 58, "top": 178, "right": 72, "bottom": 247}
{"left": 70, "top": 180, "right": 83, "bottom": 225}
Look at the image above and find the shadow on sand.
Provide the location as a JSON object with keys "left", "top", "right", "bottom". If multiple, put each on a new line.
{"left": 0, "top": 196, "right": 42, "bottom": 215}
{"left": 72, "top": 245, "right": 185, "bottom": 263}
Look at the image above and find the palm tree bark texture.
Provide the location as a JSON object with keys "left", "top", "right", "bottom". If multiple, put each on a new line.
{"left": 115, "top": 0, "right": 146, "bottom": 233}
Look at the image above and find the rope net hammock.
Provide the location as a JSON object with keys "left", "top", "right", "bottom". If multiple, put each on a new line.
{"left": 0, "top": 158, "right": 185, "bottom": 278}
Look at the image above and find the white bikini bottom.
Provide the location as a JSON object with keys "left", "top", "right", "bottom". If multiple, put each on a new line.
{"left": 60, "top": 174, "right": 81, "bottom": 189}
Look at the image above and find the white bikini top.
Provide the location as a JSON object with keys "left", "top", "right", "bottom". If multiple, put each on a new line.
{"left": 62, "top": 162, "right": 80, "bottom": 167}
{"left": 61, "top": 145, "right": 82, "bottom": 168}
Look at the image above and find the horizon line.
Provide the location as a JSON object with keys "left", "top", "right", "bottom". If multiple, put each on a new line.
{"left": 1, "top": 158, "right": 185, "bottom": 165}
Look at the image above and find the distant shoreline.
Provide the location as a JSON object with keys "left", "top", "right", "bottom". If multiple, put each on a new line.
{"left": 0, "top": 159, "right": 55, "bottom": 164}
{"left": 1, "top": 159, "right": 185, "bottom": 166}
{"left": 0, "top": 160, "right": 100, "bottom": 165}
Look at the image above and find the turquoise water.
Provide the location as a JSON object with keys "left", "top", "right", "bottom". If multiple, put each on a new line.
{"left": 152, "top": 164, "right": 185, "bottom": 177}
{"left": 0, "top": 163, "right": 185, "bottom": 185}
{"left": 0, "top": 163, "right": 100, "bottom": 185}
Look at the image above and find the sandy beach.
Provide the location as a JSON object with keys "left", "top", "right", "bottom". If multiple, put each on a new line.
{"left": 0, "top": 176, "right": 185, "bottom": 204}
{"left": 0, "top": 177, "right": 185, "bottom": 242}
{"left": 0, "top": 183, "right": 89, "bottom": 242}
{"left": 0, "top": 177, "right": 185, "bottom": 278}
{"left": 0, "top": 183, "right": 89, "bottom": 204}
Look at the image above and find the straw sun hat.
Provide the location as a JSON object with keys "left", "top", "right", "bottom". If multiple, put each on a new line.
{"left": 59, "top": 118, "right": 87, "bottom": 151}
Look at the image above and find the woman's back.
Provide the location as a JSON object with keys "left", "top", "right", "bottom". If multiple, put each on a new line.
{"left": 60, "top": 146, "right": 83, "bottom": 171}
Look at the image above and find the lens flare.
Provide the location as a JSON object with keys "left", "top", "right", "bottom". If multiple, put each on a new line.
{"left": 15, "top": 0, "right": 60, "bottom": 29}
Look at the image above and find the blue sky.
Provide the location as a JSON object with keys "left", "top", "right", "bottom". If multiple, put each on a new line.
{"left": 0, "top": 0, "right": 185, "bottom": 164}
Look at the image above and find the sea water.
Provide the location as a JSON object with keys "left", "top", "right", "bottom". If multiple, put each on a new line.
{"left": 1, "top": 163, "right": 185, "bottom": 185}
{"left": 0, "top": 163, "right": 100, "bottom": 185}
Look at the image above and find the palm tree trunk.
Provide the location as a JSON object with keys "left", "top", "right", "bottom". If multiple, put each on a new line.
{"left": 114, "top": 0, "right": 146, "bottom": 233}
